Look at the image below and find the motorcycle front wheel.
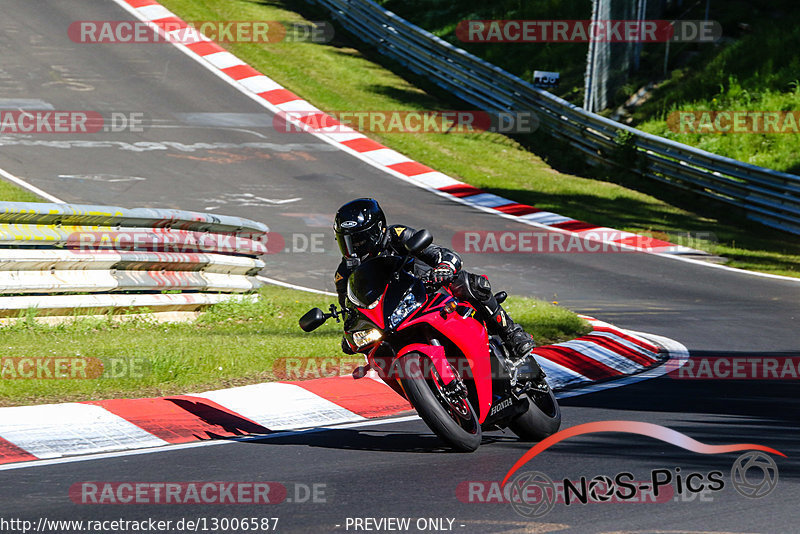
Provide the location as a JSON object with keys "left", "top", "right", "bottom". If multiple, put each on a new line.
{"left": 397, "top": 353, "right": 481, "bottom": 452}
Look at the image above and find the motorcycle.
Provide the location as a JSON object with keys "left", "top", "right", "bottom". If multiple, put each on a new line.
{"left": 299, "top": 229, "right": 560, "bottom": 452}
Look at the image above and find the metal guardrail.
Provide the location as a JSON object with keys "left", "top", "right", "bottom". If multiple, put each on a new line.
{"left": 309, "top": 0, "right": 800, "bottom": 236}
{"left": 0, "top": 202, "right": 267, "bottom": 318}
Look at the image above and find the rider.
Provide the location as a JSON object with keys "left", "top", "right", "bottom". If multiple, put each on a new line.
{"left": 333, "top": 198, "right": 538, "bottom": 368}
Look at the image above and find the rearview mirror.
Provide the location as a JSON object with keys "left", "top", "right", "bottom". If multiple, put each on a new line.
{"left": 405, "top": 229, "right": 433, "bottom": 255}
{"left": 299, "top": 308, "right": 327, "bottom": 332}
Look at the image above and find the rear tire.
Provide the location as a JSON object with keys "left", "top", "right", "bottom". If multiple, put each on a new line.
{"left": 397, "top": 353, "right": 481, "bottom": 452}
{"left": 509, "top": 388, "right": 561, "bottom": 441}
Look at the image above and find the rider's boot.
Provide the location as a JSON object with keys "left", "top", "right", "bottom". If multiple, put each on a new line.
{"left": 490, "top": 308, "right": 549, "bottom": 392}
{"left": 485, "top": 304, "right": 547, "bottom": 391}
{"left": 487, "top": 305, "right": 536, "bottom": 366}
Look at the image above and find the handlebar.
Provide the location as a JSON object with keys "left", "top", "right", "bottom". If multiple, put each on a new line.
{"left": 422, "top": 276, "right": 444, "bottom": 292}
{"left": 324, "top": 303, "right": 350, "bottom": 323}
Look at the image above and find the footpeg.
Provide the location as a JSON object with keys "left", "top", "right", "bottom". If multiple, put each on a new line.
{"left": 521, "top": 379, "right": 550, "bottom": 395}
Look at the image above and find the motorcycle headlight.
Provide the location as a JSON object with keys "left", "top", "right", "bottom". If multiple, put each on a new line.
{"left": 352, "top": 328, "right": 383, "bottom": 349}
{"left": 389, "top": 290, "right": 421, "bottom": 329}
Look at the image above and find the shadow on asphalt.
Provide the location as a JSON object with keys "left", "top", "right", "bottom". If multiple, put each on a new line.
{"left": 244, "top": 427, "right": 519, "bottom": 454}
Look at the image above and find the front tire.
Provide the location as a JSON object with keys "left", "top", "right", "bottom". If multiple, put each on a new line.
{"left": 397, "top": 353, "right": 481, "bottom": 452}
{"left": 509, "top": 388, "right": 561, "bottom": 441}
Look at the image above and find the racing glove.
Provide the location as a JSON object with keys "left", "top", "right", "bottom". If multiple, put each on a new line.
{"left": 430, "top": 262, "right": 456, "bottom": 284}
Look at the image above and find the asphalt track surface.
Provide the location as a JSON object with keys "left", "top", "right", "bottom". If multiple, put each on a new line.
{"left": 0, "top": 1, "right": 798, "bottom": 532}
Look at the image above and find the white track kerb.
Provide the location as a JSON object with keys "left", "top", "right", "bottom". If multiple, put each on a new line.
{"left": 0, "top": 0, "right": 693, "bottom": 468}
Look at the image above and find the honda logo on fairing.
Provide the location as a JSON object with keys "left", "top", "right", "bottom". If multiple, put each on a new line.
{"left": 490, "top": 398, "right": 513, "bottom": 416}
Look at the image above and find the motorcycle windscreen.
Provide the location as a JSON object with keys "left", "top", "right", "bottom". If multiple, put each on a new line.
{"left": 346, "top": 256, "right": 405, "bottom": 308}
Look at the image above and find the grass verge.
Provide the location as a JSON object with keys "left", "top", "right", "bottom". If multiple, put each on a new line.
{"left": 0, "top": 285, "right": 590, "bottom": 406}
{"left": 0, "top": 179, "right": 45, "bottom": 203}
{"left": 155, "top": 0, "right": 800, "bottom": 278}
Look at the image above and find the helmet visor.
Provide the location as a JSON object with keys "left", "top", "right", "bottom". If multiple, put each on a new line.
{"left": 336, "top": 224, "right": 383, "bottom": 259}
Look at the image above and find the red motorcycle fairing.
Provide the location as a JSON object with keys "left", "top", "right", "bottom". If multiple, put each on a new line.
{"left": 395, "top": 343, "right": 455, "bottom": 386}
{"left": 396, "top": 292, "right": 494, "bottom": 423}
{"left": 357, "top": 287, "right": 387, "bottom": 329}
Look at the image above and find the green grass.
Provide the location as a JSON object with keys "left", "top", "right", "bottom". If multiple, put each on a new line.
{"left": 0, "top": 286, "right": 589, "bottom": 406}
{"left": 634, "top": 19, "right": 800, "bottom": 174}
{"left": 504, "top": 296, "right": 591, "bottom": 347}
{"left": 0, "top": 179, "right": 44, "bottom": 203}
{"left": 153, "top": 0, "right": 800, "bottom": 278}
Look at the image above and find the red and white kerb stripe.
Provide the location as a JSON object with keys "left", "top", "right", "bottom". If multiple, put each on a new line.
{"left": 0, "top": 317, "right": 662, "bottom": 466}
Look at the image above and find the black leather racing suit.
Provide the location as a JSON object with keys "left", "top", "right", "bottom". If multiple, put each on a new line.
{"left": 334, "top": 225, "right": 533, "bottom": 360}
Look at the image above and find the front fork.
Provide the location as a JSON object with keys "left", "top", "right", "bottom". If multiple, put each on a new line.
{"left": 394, "top": 341, "right": 457, "bottom": 386}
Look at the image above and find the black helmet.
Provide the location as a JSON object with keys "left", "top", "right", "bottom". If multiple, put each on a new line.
{"left": 334, "top": 198, "right": 386, "bottom": 259}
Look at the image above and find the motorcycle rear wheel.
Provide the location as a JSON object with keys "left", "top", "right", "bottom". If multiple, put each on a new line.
{"left": 509, "top": 388, "right": 561, "bottom": 441}
{"left": 397, "top": 353, "right": 481, "bottom": 452}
